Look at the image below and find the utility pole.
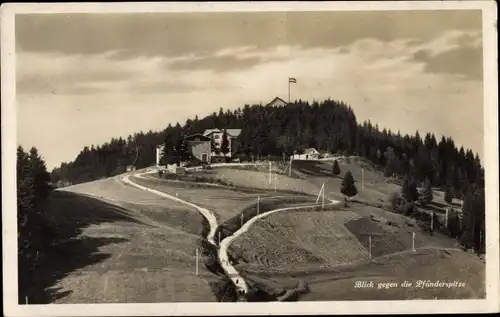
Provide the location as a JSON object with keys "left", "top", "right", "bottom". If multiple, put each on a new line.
{"left": 322, "top": 182, "right": 325, "bottom": 209}
{"left": 269, "top": 161, "right": 272, "bottom": 185}
{"left": 316, "top": 183, "right": 325, "bottom": 207}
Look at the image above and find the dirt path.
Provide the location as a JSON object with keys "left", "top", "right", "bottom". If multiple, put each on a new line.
{"left": 123, "top": 171, "right": 250, "bottom": 297}
{"left": 125, "top": 167, "right": 341, "bottom": 301}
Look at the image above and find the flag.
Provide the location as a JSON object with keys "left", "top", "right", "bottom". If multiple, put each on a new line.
{"left": 289, "top": 77, "right": 297, "bottom": 84}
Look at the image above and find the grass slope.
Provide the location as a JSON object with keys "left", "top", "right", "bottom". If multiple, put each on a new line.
{"left": 28, "top": 178, "right": 223, "bottom": 303}
{"left": 225, "top": 158, "right": 483, "bottom": 300}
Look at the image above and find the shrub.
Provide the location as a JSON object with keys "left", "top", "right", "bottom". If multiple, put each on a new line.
{"left": 397, "top": 202, "right": 414, "bottom": 216}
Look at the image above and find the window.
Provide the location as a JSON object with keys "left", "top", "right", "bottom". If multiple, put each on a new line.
{"left": 214, "top": 134, "right": 221, "bottom": 140}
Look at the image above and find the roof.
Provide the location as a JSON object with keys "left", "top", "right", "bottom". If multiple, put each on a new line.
{"left": 203, "top": 128, "right": 241, "bottom": 137}
{"left": 266, "top": 97, "right": 288, "bottom": 107}
{"left": 184, "top": 133, "right": 211, "bottom": 141}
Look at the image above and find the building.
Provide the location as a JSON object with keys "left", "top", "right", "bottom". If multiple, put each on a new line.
{"left": 266, "top": 97, "right": 288, "bottom": 107}
{"left": 203, "top": 128, "right": 241, "bottom": 157}
{"left": 184, "top": 133, "right": 212, "bottom": 163}
{"left": 155, "top": 128, "right": 242, "bottom": 167}
{"left": 292, "top": 148, "right": 320, "bottom": 160}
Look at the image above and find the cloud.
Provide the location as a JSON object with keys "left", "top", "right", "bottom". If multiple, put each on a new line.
{"left": 168, "top": 55, "right": 262, "bottom": 72}
{"left": 16, "top": 10, "right": 481, "bottom": 58}
{"left": 411, "top": 30, "right": 483, "bottom": 79}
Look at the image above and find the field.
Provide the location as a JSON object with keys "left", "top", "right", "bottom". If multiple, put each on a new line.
{"left": 132, "top": 174, "right": 314, "bottom": 223}
{"left": 240, "top": 248, "right": 485, "bottom": 300}
{"left": 195, "top": 167, "right": 324, "bottom": 197}
{"left": 224, "top": 158, "right": 484, "bottom": 300}
{"left": 28, "top": 178, "right": 225, "bottom": 304}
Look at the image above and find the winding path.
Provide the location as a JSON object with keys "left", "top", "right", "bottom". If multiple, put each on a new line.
{"left": 122, "top": 167, "right": 340, "bottom": 301}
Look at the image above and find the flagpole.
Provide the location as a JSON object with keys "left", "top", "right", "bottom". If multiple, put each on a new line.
{"left": 288, "top": 79, "right": 291, "bottom": 104}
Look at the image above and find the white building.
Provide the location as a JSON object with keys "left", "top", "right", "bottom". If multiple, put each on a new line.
{"left": 203, "top": 128, "right": 241, "bottom": 157}
{"left": 292, "top": 148, "right": 320, "bottom": 160}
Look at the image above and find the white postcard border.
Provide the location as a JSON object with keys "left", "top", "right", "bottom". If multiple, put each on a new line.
{"left": 1, "top": 1, "right": 498, "bottom": 316}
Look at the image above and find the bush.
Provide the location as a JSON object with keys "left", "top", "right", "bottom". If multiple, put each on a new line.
{"left": 396, "top": 202, "right": 414, "bottom": 216}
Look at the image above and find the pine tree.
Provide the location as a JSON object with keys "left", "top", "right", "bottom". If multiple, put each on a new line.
{"left": 332, "top": 160, "right": 341, "bottom": 177}
{"left": 419, "top": 177, "right": 433, "bottom": 205}
{"left": 28, "top": 147, "right": 52, "bottom": 205}
{"left": 402, "top": 175, "right": 419, "bottom": 202}
{"left": 341, "top": 170, "right": 358, "bottom": 199}
{"left": 460, "top": 186, "right": 476, "bottom": 250}
{"left": 221, "top": 129, "right": 230, "bottom": 156}
{"left": 174, "top": 134, "right": 189, "bottom": 166}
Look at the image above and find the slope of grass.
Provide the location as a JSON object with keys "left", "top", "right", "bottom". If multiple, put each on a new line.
{"left": 229, "top": 208, "right": 367, "bottom": 269}
{"left": 208, "top": 167, "right": 323, "bottom": 197}
{"left": 226, "top": 158, "right": 482, "bottom": 301}
{"left": 27, "top": 179, "right": 224, "bottom": 304}
{"left": 239, "top": 247, "right": 484, "bottom": 301}
{"left": 131, "top": 175, "right": 302, "bottom": 223}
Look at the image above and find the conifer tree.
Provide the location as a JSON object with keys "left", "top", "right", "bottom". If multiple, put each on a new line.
{"left": 419, "top": 177, "right": 433, "bottom": 205}
{"left": 341, "top": 170, "right": 358, "bottom": 199}
{"left": 402, "top": 176, "right": 419, "bottom": 203}
{"left": 332, "top": 160, "right": 341, "bottom": 177}
{"left": 221, "top": 129, "right": 230, "bottom": 156}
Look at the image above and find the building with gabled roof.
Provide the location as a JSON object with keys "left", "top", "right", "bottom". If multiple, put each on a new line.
{"left": 266, "top": 97, "right": 288, "bottom": 107}
{"left": 292, "top": 148, "right": 320, "bottom": 160}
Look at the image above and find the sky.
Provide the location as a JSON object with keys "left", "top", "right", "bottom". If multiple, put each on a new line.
{"left": 15, "top": 10, "right": 484, "bottom": 169}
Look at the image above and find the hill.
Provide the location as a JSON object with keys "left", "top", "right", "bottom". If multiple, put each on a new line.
{"left": 25, "top": 178, "right": 227, "bottom": 303}
{"left": 219, "top": 158, "right": 484, "bottom": 300}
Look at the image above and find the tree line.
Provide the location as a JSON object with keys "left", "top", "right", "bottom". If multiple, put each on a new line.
{"left": 52, "top": 99, "right": 484, "bottom": 196}
{"left": 17, "top": 146, "right": 53, "bottom": 302}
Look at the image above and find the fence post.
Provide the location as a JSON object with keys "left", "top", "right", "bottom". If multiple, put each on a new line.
{"left": 369, "top": 236, "right": 372, "bottom": 261}
{"left": 445, "top": 208, "right": 449, "bottom": 228}
{"left": 257, "top": 196, "right": 260, "bottom": 215}
{"left": 412, "top": 232, "right": 416, "bottom": 252}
